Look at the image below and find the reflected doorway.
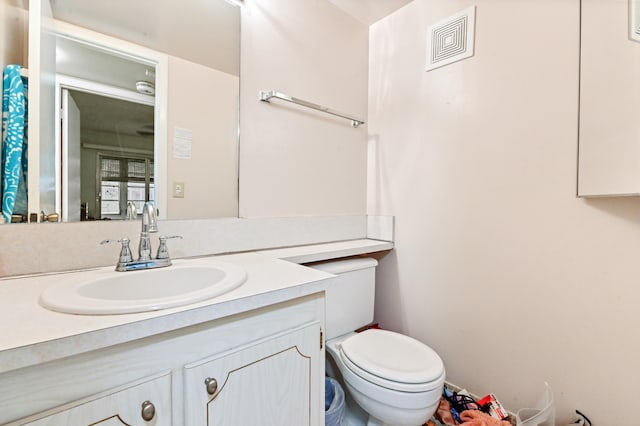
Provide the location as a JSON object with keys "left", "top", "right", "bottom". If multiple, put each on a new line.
{"left": 59, "top": 85, "right": 154, "bottom": 221}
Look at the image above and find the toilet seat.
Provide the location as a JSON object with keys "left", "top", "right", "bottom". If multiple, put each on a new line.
{"left": 339, "top": 329, "right": 445, "bottom": 393}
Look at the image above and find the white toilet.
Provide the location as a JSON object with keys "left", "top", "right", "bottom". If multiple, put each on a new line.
{"left": 310, "top": 258, "right": 445, "bottom": 426}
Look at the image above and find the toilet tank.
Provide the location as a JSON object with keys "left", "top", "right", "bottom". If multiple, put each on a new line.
{"left": 307, "top": 257, "right": 378, "bottom": 340}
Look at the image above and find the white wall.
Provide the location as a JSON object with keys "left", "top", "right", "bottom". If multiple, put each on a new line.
{"left": 368, "top": 0, "right": 636, "bottom": 424}
{"left": 239, "top": 0, "right": 369, "bottom": 217}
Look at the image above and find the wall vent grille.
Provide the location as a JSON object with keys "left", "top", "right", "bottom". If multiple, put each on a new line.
{"left": 426, "top": 6, "right": 476, "bottom": 71}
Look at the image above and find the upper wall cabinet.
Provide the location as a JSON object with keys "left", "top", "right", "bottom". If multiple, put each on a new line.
{"left": 578, "top": 0, "right": 640, "bottom": 197}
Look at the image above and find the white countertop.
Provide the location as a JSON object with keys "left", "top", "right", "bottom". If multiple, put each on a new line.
{"left": 258, "top": 238, "right": 393, "bottom": 263}
{"left": 0, "top": 239, "right": 392, "bottom": 373}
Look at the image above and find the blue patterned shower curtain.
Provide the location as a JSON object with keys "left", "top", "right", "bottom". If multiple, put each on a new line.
{"left": 1, "top": 64, "right": 28, "bottom": 223}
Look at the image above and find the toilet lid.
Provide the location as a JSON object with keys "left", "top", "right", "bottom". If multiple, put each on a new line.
{"left": 340, "top": 329, "right": 444, "bottom": 386}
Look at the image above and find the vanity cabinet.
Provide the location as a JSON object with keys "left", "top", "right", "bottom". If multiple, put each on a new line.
{"left": 1, "top": 293, "right": 325, "bottom": 426}
{"left": 20, "top": 373, "right": 171, "bottom": 426}
{"left": 184, "top": 322, "right": 321, "bottom": 425}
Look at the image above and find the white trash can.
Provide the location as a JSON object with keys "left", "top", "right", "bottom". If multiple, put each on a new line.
{"left": 516, "top": 382, "right": 555, "bottom": 426}
{"left": 325, "top": 377, "right": 346, "bottom": 426}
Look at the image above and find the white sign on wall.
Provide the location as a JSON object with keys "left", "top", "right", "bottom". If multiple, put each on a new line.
{"left": 173, "top": 127, "right": 193, "bottom": 159}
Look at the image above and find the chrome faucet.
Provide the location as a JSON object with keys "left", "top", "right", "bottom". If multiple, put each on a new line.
{"left": 101, "top": 202, "right": 182, "bottom": 271}
{"left": 126, "top": 201, "right": 137, "bottom": 220}
{"left": 138, "top": 202, "right": 158, "bottom": 261}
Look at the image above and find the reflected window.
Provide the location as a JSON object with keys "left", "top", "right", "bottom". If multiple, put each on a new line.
{"left": 98, "top": 155, "right": 154, "bottom": 219}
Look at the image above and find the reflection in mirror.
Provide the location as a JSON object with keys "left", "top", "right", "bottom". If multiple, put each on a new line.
{"left": 54, "top": 36, "right": 157, "bottom": 222}
{"left": 64, "top": 90, "right": 155, "bottom": 221}
{"left": 11, "top": 0, "right": 240, "bottom": 224}
{"left": 49, "top": 0, "right": 240, "bottom": 76}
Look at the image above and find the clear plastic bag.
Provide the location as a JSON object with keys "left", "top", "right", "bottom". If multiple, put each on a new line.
{"left": 325, "top": 377, "right": 346, "bottom": 426}
{"left": 516, "top": 382, "right": 555, "bottom": 426}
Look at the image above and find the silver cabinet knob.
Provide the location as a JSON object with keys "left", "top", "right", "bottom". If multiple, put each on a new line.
{"left": 205, "top": 377, "right": 218, "bottom": 395}
{"left": 141, "top": 400, "right": 155, "bottom": 421}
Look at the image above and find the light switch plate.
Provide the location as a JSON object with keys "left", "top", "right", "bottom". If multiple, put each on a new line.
{"left": 172, "top": 181, "right": 185, "bottom": 198}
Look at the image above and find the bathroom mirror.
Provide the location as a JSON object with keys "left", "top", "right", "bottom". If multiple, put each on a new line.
{"left": 26, "top": 0, "right": 240, "bottom": 222}
{"left": 577, "top": 0, "right": 640, "bottom": 196}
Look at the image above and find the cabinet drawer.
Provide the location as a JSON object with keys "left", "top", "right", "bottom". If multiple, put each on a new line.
{"left": 13, "top": 372, "right": 171, "bottom": 426}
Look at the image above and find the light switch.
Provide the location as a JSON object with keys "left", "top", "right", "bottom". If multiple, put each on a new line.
{"left": 172, "top": 181, "right": 185, "bottom": 198}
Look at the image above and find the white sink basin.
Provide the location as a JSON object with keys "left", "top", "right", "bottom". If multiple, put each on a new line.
{"left": 39, "top": 261, "right": 247, "bottom": 315}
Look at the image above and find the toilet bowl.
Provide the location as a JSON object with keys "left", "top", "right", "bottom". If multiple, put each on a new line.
{"left": 309, "top": 258, "right": 445, "bottom": 426}
{"left": 326, "top": 330, "right": 445, "bottom": 426}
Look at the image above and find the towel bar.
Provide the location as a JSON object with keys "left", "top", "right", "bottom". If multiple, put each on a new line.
{"left": 259, "top": 90, "right": 365, "bottom": 128}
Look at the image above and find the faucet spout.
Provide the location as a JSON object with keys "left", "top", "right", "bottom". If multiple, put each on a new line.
{"left": 141, "top": 202, "right": 158, "bottom": 233}
{"left": 139, "top": 202, "right": 158, "bottom": 261}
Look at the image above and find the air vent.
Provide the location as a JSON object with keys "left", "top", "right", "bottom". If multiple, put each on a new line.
{"left": 425, "top": 6, "right": 476, "bottom": 71}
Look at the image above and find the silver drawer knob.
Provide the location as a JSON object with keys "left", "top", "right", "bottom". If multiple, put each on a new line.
{"left": 141, "top": 400, "right": 155, "bottom": 421}
{"left": 205, "top": 377, "right": 218, "bottom": 395}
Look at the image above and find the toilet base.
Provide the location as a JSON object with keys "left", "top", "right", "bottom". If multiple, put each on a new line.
{"left": 343, "top": 397, "right": 368, "bottom": 426}
{"left": 365, "top": 416, "right": 388, "bottom": 426}
{"left": 326, "top": 351, "right": 438, "bottom": 426}
{"left": 344, "top": 409, "right": 419, "bottom": 426}
{"left": 341, "top": 401, "right": 390, "bottom": 426}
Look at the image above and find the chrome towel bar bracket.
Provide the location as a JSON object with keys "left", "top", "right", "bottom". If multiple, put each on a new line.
{"left": 259, "top": 90, "right": 365, "bottom": 128}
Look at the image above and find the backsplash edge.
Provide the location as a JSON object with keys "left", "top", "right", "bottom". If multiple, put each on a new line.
{"left": 0, "top": 216, "right": 373, "bottom": 277}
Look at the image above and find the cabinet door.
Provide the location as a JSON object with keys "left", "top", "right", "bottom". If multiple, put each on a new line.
{"left": 19, "top": 373, "right": 171, "bottom": 426}
{"left": 184, "top": 321, "right": 322, "bottom": 426}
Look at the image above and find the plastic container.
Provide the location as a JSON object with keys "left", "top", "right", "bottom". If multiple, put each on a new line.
{"left": 516, "top": 382, "right": 555, "bottom": 426}
{"left": 325, "top": 377, "right": 346, "bottom": 426}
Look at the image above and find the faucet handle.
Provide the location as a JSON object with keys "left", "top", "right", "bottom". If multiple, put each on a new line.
{"left": 101, "top": 238, "right": 133, "bottom": 264}
{"left": 156, "top": 235, "right": 183, "bottom": 260}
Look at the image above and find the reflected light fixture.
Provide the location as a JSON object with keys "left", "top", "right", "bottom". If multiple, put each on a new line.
{"left": 135, "top": 81, "right": 155, "bottom": 95}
